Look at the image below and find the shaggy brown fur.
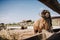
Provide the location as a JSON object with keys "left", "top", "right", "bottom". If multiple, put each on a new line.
{"left": 33, "top": 10, "right": 52, "bottom": 33}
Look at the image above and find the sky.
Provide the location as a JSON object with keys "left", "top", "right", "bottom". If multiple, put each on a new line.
{"left": 0, "top": 0, "right": 60, "bottom": 24}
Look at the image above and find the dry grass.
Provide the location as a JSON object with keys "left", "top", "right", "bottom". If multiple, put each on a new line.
{"left": 0, "top": 29, "right": 54, "bottom": 40}
{"left": 0, "top": 29, "right": 34, "bottom": 40}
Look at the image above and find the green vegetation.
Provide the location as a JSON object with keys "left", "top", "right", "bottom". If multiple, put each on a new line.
{"left": 4, "top": 20, "right": 34, "bottom": 27}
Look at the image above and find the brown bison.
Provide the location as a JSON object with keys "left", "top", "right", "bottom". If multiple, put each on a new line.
{"left": 33, "top": 10, "right": 52, "bottom": 33}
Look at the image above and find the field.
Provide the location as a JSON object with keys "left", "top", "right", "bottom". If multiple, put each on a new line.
{"left": 0, "top": 26, "right": 34, "bottom": 40}
{"left": 0, "top": 26, "right": 60, "bottom": 40}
